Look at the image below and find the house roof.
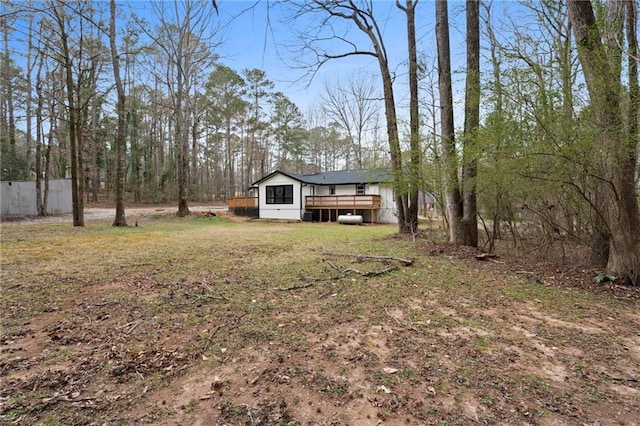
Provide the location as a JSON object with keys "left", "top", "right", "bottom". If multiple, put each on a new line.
{"left": 252, "top": 169, "right": 393, "bottom": 187}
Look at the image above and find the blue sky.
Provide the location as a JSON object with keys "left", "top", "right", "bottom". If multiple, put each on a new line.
{"left": 204, "top": 0, "right": 470, "bottom": 114}
{"left": 7, "top": 0, "right": 511, "bottom": 123}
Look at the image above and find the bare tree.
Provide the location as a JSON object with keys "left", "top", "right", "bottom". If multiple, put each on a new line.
{"left": 243, "top": 68, "right": 273, "bottom": 189}
{"left": 396, "top": 0, "right": 420, "bottom": 234}
{"left": 110, "top": 0, "right": 126, "bottom": 226}
{"left": 288, "top": 0, "right": 414, "bottom": 233}
{"left": 205, "top": 64, "right": 248, "bottom": 199}
{"left": 1, "top": 8, "right": 21, "bottom": 180}
{"left": 142, "top": 0, "right": 219, "bottom": 217}
{"left": 320, "top": 76, "right": 379, "bottom": 170}
{"left": 51, "top": 0, "right": 83, "bottom": 226}
{"left": 461, "top": 0, "right": 479, "bottom": 246}
{"left": 436, "top": 0, "right": 458, "bottom": 240}
{"left": 567, "top": 0, "right": 640, "bottom": 284}
{"left": 435, "top": 0, "right": 480, "bottom": 247}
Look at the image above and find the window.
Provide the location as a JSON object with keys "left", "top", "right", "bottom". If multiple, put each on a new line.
{"left": 329, "top": 186, "right": 336, "bottom": 195}
{"left": 356, "top": 183, "right": 365, "bottom": 195}
{"left": 266, "top": 185, "right": 294, "bottom": 204}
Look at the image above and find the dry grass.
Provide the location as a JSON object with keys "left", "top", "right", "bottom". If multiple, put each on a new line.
{"left": 1, "top": 215, "right": 639, "bottom": 425}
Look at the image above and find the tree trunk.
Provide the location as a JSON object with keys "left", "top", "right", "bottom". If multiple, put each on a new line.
{"left": 90, "top": 83, "right": 100, "bottom": 203}
{"left": 43, "top": 133, "right": 52, "bottom": 214}
{"left": 54, "top": 4, "right": 83, "bottom": 226}
{"left": 176, "top": 47, "right": 190, "bottom": 217}
{"left": 627, "top": 1, "right": 638, "bottom": 174}
{"left": 376, "top": 40, "right": 407, "bottom": 233}
{"left": 460, "top": 0, "right": 480, "bottom": 247}
{"left": 567, "top": 0, "right": 640, "bottom": 284}
{"left": 436, "top": 0, "right": 464, "bottom": 243}
{"left": 226, "top": 118, "right": 234, "bottom": 200}
{"left": 35, "top": 52, "right": 44, "bottom": 215}
{"left": 398, "top": 0, "right": 420, "bottom": 234}
{"left": 110, "top": 0, "right": 127, "bottom": 226}
{"left": 3, "top": 20, "right": 19, "bottom": 180}
{"left": 317, "top": 1, "right": 407, "bottom": 231}
{"left": 25, "top": 13, "right": 34, "bottom": 179}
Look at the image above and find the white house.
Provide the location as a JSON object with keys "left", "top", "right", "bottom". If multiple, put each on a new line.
{"left": 250, "top": 169, "right": 397, "bottom": 223}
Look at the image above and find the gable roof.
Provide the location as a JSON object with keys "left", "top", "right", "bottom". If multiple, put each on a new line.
{"left": 252, "top": 169, "right": 393, "bottom": 187}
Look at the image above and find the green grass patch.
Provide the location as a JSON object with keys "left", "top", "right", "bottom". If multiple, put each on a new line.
{"left": 2, "top": 214, "right": 634, "bottom": 425}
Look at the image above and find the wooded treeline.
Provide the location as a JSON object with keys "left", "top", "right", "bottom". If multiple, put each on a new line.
{"left": 1, "top": 0, "right": 639, "bottom": 282}
{"left": 1, "top": 1, "right": 387, "bottom": 207}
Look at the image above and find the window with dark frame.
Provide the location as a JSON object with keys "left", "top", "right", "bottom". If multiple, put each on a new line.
{"left": 266, "top": 185, "right": 294, "bottom": 204}
{"left": 329, "top": 185, "right": 336, "bottom": 195}
{"left": 356, "top": 183, "right": 365, "bottom": 195}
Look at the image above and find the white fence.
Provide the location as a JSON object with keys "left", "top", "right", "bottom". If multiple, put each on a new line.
{"left": 0, "top": 179, "right": 73, "bottom": 216}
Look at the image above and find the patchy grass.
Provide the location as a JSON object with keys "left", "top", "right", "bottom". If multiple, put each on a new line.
{"left": 1, "top": 214, "right": 639, "bottom": 425}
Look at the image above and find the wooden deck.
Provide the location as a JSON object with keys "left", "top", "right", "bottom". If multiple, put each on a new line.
{"left": 228, "top": 197, "right": 258, "bottom": 208}
{"left": 305, "top": 195, "right": 381, "bottom": 223}
{"left": 305, "top": 195, "right": 381, "bottom": 209}
{"left": 228, "top": 195, "right": 382, "bottom": 223}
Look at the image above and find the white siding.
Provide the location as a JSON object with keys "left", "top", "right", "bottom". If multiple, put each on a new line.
{"left": 335, "top": 184, "right": 359, "bottom": 195}
{"left": 377, "top": 184, "right": 397, "bottom": 223}
{"left": 258, "top": 175, "right": 303, "bottom": 220}
{"left": 255, "top": 172, "right": 397, "bottom": 223}
{"left": 302, "top": 181, "right": 397, "bottom": 224}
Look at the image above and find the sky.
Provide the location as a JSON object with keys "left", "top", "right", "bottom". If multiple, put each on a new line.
{"left": 186, "top": 0, "right": 469, "bottom": 115}
{"left": 6, "top": 0, "right": 513, "bottom": 124}
{"left": 209, "top": 1, "right": 408, "bottom": 112}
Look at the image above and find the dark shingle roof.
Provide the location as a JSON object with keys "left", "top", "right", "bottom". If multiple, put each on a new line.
{"left": 253, "top": 169, "right": 392, "bottom": 186}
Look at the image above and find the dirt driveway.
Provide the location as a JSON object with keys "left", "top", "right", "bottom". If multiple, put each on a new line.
{"left": 1, "top": 205, "right": 227, "bottom": 225}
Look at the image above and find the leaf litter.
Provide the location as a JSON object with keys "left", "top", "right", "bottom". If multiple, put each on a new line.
{"left": 1, "top": 211, "right": 639, "bottom": 425}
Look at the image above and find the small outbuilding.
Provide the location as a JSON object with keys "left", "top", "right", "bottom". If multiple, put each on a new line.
{"left": 0, "top": 179, "right": 72, "bottom": 216}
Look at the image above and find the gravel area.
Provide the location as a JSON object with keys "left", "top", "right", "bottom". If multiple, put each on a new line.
{"left": 0, "top": 205, "right": 227, "bottom": 225}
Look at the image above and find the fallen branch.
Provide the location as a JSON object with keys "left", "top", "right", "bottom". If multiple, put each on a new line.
{"left": 4, "top": 283, "right": 22, "bottom": 291}
{"left": 475, "top": 253, "right": 498, "bottom": 261}
{"left": 384, "top": 307, "right": 420, "bottom": 332}
{"left": 304, "top": 274, "right": 336, "bottom": 282}
{"left": 275, "top": 282, "right": 314, "bottom": 291}
{"left": 362, "top": 265, "right": 399, "bottom": 277}
{"left": 116, "top": 319, "right": 143, "bottom": 333}
{"left": 384, "top": 307, "right": 404, "bottom": 326}
{"left": 355, "top": 254, "right": 413, "bottom": 266}
{"left": 342, "top": 267, "right": 364, "bottom": 275}
{"left": 326, "top": 260, "right": 341, "bottom": 271}
{"left": 317, "top": 287, "right": 334, "bottom": 298}
{"left": 323, "top": 253, "right": 414, "bottom": 266}
{"left": 281, "top": 253, "right": 409, "bottom": 292}
{"left": 183, "top": 290, "right": 228, "bottom": 302}
{"left": 201, "top": 281, "right": 230, "bottom": 300}
{"left": 41, "top": 394, "right": 98, "bottom": 406}
{"left": 203, "top": 314, "right": 246, "bottom": 351}
{"left": 242, "top": 403, "right": 257, "bottom": 426}
{"left": 343, "top": 265, "right": 399, "bottom": 277}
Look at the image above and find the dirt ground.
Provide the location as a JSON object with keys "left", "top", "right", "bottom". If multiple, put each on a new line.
{"left": 1, "top": 208, "right": 639, "bottom": 425}
{"left": 0, "top": 204, "right": 228, "bottom": 225}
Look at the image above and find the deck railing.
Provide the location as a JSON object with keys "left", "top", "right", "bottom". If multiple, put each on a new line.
{"left": 305, "top": 194, "right": 381, "bottom": 209}
{"left": 228, "top": 197, "right": 258, "bottom": 208}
